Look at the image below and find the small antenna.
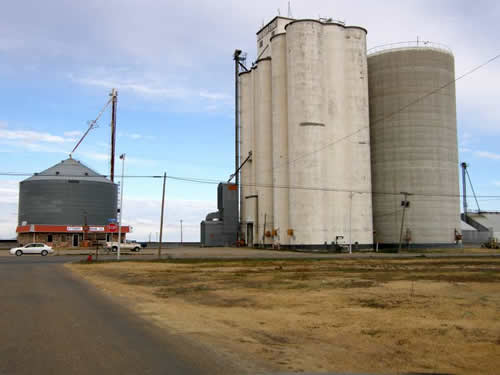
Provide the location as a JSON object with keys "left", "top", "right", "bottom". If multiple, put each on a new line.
{"left": 278, "top": 8, "right": 280, "bottom": 16}
{"left": 288, "top": 1, "right": 293, "bottom": 18}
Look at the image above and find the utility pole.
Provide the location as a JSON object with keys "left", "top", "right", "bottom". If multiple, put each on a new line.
{"left": 110, "top": 89, "right": 118, "bottom": 182}
{"left": 180, "top": 219, "right": 183, "bottom": 245}
{"left": 158, "top": 172, "right": 167, "bottom": 259}
{"left": 117, "top": 153, "right": 125, "bottom": 261}
{"left": 398, "top": 192, "right": 412, "bottom": 253}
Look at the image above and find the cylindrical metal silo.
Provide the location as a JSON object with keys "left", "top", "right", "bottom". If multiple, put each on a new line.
{"left": 270, "top": 33, "right": 289, "bottom": 246}
{"left": 18, "top": 158, "right": 117, "bottom": 226}
{"left": 286, "top": 20, "right": 327, "bottom": 246}
{"left": 368, "top": 44, "right": 460, "bottom": 246}
{"left": 253, "top": 58, "right": 274, "bottom": 246}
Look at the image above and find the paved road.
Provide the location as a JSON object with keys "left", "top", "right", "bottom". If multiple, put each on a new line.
{"left": 0, "top": 256, "right": 233, "bottom": 375}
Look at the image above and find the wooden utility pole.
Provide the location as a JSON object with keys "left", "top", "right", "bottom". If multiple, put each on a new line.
{"left": 398, "top": 192, "right": 412, "bottom": 253}
{"left": 110, "top": 89, "right": 118, "bottom": 182}
{"left": 158, "top": 172, "right": 167, "bottom": 259}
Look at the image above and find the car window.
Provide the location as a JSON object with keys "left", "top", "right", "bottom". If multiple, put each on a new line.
{"left": 26, "top": 244, "right": 34, "bottom": 248}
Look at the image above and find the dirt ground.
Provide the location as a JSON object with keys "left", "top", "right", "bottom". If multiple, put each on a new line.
{"left": 69, "top": 257, "right": 500, "bottom": 374}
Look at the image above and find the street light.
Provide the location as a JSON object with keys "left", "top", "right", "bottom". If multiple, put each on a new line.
{"left": 117, "top": 153, "right": 125, "bottom": 261}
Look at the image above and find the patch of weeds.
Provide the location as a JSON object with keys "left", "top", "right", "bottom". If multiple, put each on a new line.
{"left": 356, "top": 297, "right": 404, "bottom": 309}
{"left": 361, "top": 329, "right": 383, "bottom": 337}
{"left": 321, "top": 279, "right": 376, "bottom": 289}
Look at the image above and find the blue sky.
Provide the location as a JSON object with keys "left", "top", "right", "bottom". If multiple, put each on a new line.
{"left": 1, "top": 0, "right": 499, "bottom": 240}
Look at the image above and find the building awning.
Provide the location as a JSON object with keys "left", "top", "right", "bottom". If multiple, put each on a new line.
{"left": 16, "top": 225, "right": 130, "bottom": 233}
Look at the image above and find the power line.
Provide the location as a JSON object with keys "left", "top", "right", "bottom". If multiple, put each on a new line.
{"left": 2, "top": 171, "right": 500, "bottom": 199}
{"left": 264, "top": 51, "right": 500, "bottom": 175}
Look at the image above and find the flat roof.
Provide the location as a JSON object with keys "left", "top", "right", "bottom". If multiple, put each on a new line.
{"left": 256, "top": 16, "right": 295, "bottom": 36}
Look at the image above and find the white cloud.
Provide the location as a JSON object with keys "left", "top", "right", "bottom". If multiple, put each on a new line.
{"left": 199, "top": 90, "right": 231, "bottom": 101}
{"left": 0, "top": 128, "right": 66, "bottom": 143}
{"left": 494, "top": 181, "right": 500, "bottom": 187}
{"left": 78, "top": 151, "right": 157, "bottom": 167}
{"left": 0, "top": 123, "right": 80, "bottom": 154}
{"left": 83, "top": 78, "right": 189, "bottom": 99}
{"left": 64, "top": 130, "right": 83, "bottom": 138}
{"left": 0, "top": 180, "right": 19, "bottom": 204}
{"left": 475, "top": 151, "right": 500, "bottom": 160}
{"left": 0, "top": 180, "right": 19, "bottom": 239}
{"left": 117, "top": 132, "right": 152, "bottom": 140}
{"left": 122, "top": 197, "right": 216, "bottom": 242}
{"left": 72, "top": 74, "right": 231, "bottom": 106}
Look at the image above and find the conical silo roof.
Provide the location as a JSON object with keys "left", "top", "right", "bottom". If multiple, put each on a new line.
{"left": 24, "top": 157, "right": 112, "bottom": 183}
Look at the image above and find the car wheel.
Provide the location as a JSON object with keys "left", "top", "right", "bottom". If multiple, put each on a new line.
{"left": 134, "top": 247, "right": 141, "bottom": 252}
{"left": 112, "top": 246, "right": 118, "bottom": 253}
{"left": 41, "top": 250, "right": 48, "bottom": 256}
{"left": 15, "top": 250, "right": 22, "bottom": 256}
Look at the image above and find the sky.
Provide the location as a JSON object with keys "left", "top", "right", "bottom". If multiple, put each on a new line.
{"left": 0, "top": 0, "right": 499, "bottom": 241}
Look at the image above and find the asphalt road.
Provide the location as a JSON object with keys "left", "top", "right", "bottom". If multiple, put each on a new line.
{"left": 0, "top": 255, "right": 233, "bottom": 375}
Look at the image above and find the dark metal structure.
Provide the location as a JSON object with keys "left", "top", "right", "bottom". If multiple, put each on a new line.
{"left": 18, "top": 158, "right": 117, "bottom": 226}
{"left": 200, "top": 183, "right": 238, "bottom": 246}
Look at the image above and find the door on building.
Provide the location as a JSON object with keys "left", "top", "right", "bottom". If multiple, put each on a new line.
{"left": 72, "top": 234, "right": 79, "bottom": 247}
{"left": 247, "top": 223, "right": 253, "bottom": 247}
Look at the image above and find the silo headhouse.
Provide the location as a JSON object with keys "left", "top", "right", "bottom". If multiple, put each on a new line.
{"left": 16, "top": 157, "right": 130, "bottom": 247}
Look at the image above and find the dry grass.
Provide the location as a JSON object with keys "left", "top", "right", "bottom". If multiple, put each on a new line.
{"left": 69, "top": 257, "right": 500, "bottom": 374}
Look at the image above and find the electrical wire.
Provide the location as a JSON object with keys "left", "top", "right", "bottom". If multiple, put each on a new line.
{"left": 263, "top": 51, "right": 500, "bottom": 175}
{"left": 2, "top": 172, "right": 500, "bottom": 199}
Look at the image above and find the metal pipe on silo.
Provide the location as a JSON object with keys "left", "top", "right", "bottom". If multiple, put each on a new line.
{"left": 271, "top": 33, "right": 289, "bottom": 246}
{"left": 368, "top": 44, "right": 460, "bottom": 246}
{"left": 253, "top": 58, "right": 274, "bottom": 246}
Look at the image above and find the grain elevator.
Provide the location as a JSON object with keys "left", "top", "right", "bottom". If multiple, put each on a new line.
{"left": 236, "top": 16, "right": 460, "bottom": 249}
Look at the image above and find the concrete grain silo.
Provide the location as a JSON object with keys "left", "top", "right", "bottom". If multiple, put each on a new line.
{"left": 270, "top": 33, "right": 289, "bottom": 246}
{"left": 285, "top": 20, "right": 373, "bottom": 247}
{"left": 253, "top": 58, "right": 274, "bottom": 246}
{"left": 368, "top": 43, "right": 460, "bottom": 246}
{"left": 239, "top": 17, "right": 373, "bottom": 248}
{"left": 239, "top": 70, "right": 253, "bottom": 243}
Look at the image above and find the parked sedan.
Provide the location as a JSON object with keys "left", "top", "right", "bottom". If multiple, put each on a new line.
{"left": 10, "top": 243, "right": 54, "bottom": 256}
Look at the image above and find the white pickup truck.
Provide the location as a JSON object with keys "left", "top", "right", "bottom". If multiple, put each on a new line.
{"left": 105, "top": 241, "right": 142, "bottom": 252}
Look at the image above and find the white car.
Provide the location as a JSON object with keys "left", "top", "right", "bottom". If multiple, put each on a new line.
{"left": 105, "top": 241, "right": 142, "bottom": 252}
{"left": 10, "top": 243, "right": 54, "bottom": 256}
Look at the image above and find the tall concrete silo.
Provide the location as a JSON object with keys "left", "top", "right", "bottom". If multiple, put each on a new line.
{"left": 239, "top": 70, "right": 255, "bottom": 245}
{"left": 285, "top": 20, "right": 373, "bottom": 247}
{"left": 270, "top": 33, "right": 289, "bottom": 246}
{"left": 368, "top": 43, "right": 460, "bottom": 246}
{"left": 239, "top": 17, "right": 373, "bottom": 249}
{"left": 286, "top": 20, "right": 328, "bottom": 245}
{"left": 253, "top": 58, "right": 274, "bottom": 246}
